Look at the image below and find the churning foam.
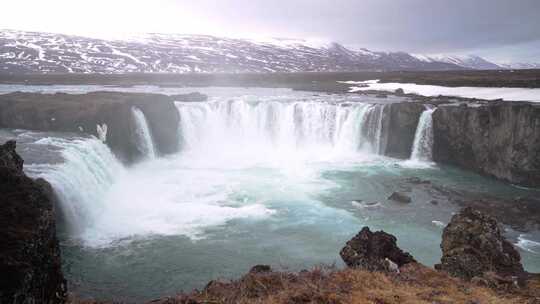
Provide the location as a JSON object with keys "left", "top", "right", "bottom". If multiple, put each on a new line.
{"left": 31, "top": 137, "right": 125, "bottom": 235}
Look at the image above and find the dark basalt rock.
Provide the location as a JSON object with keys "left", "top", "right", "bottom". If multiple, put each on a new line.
{"left": 0, "top": 141, "right": 66, "bottom": 303}
{"left": 435, "top": 207, "right": 524, "bottom": 281}
{"left": 170, "top": 92, "right": 208, "bottom": 102}
{"left": 405, "top": 176, "right": 431, "bottom": 185}
{"left": 127, "top": 94, "right": 181, "bottom": 156}
{"left": 388, "top": 191, "right": 412, "bottom": 203}
{"left": 383, "top": 102, "right": 426, "bottom": 158}
{"left": 249, "top": 265, "right": 272, "bottom": 274}
{"left": 0, "top": 91, "right": 187, "bottom": 163}
{"left": 432, "top": 101, "right": 540, "bottom": 187}
{"left": 340, "top": 226, "right": 416, "bottom": 271}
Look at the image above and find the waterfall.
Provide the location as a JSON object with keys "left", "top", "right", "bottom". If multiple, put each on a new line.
{"left": 131, "top": 106, "right": 157, "bottom": 159}
{"left": 410, "top": 107, "right": 436, "bottom": 162}
{"left": 361, "top": 104, "right": 387, "bottom": 154}
{"left": 35, "top": 138, "right": 125, "bottom": 234}
{"left": 175, "top": 99, "right": 386, "bottom": 160}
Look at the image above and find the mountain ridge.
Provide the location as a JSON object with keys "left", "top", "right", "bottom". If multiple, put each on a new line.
{"left": 0, "top": 29, "right": 537, "bottom": 74}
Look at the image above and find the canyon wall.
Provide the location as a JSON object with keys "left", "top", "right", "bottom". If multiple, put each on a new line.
{"left": 0, "top": 141, "right": 66, "bottom": 303}
{"left": 383, "top": 102, "right": 426, "bottom": 158}
{"left": 0, "top": 91, "right": 539, "bottom": 187}
{"left": 432, "top": 102, "right": 540, "bottom": 187}
{"left": 0, "top": 92, "right": 188, "bottom": 162}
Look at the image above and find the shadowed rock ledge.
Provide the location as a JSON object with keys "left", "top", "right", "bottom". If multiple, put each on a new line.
{"left": 0, "top": 140, "right": 66, "bottom": 303}
{"left": 432, "top": 101, "right": 540, "bottom": 187}
{"left": 0, "top": 91, "right": 207, "bottom": 163}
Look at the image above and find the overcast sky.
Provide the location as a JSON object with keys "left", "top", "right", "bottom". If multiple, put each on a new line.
{"left": 1, "top": 0, "right": 539, "bottom": 62}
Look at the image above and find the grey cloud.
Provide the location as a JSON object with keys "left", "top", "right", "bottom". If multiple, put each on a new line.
{"left": 174, "top": 0, "right": 540, "bottom": 60}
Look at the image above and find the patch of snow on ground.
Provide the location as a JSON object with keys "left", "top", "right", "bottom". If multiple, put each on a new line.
{"left": 342, "top": 80, "right": 540, "bottom": 102}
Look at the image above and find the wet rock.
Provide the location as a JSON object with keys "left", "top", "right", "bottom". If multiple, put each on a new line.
{"left": 430, "top": 200, "right": 439, "bottom": 205}
{"left": 436, "top": 207, "right": 525, "bottom": 281}
{"left": 0, "top": 140, "right": 22, "bottom": 170}
{"left": 0, "top": 141, "right": 66, "bottom": 303}
{"left": 340, "top": 226, "right": 416, "bottom": 271}
{"left": 249, "top": 265, "right": 272, "bottom": 274}
{"left": 376, "top": 93, "right": 388, "bottom": 98}
{"left": 454, "top": 197, "right": 540, "bottom": 232}
{"left": 394, "top": 88, "right": 405, "bottom": 95}
{"left": 0, "top": 91, "right": 183, "bottom": 163}
{"left": 406, "top": 176, "right": 431, "bottom": 185}
{"left": 432, "top": 102, "right": 540, "bottom": 187}
{"left": 384, "top": 102, "right": 426, "bottom": 158}
{"left": 388, "top": 191, "right": 412, "bottom": 203}
{"left": 170, "top": 92, "right": 208, "bottom": 102}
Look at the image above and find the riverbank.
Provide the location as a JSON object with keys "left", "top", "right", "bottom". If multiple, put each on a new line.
{"left": 1, "top": 69, "right": 540, "bottom": 92}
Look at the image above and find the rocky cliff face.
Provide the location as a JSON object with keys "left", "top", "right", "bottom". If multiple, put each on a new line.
{"left": 0, "top": 140, "right": 66, "bottom": 303}
{"left": 0, "top": 92, "right": 188, "bottom": 163}
{"left": 432, "top": 101, "right": 540, "bottom": 187}
{"left": 383, "top": 102, "right": 426, "bottom": 158}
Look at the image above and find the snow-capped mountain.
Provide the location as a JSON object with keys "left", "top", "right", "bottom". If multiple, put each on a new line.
{"left": 0, "top": 29, "right": 536, "bottom": 74}
{"left": 497, "top": 62, "right": 540, "bottom": 69}
{"left": 0, "top": 29, "right": 465, "bottom": 73}
{"left": 413, "top": 54, "right": 502, "bottom": 70}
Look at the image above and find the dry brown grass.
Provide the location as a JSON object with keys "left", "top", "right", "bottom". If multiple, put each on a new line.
{"left": 137, "top": 263, "right": 539, "bottom": 304}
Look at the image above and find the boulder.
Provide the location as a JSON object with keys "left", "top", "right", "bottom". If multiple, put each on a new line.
{"left": 388, "top": 191, "right": 412, "bottom": 203}
{"left": 249, "top": 265, "right": 272, "bottom": 274}
{"left": 0, "top": 141, "right": 66, "bottom": 303}
{"left": 340, "top": 226, "right": 416, "bottom": 271}
{"left": 436, "top": 207, "right": 524, "bottom": 281}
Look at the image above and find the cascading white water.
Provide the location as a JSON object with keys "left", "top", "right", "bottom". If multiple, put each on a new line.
{"left": 34, "top": 138, "right": 125, "bottom": 235}
{"left": 410, "top": 107, "right": 436, "bottom": 162}
{"left": 176, "top": 99, "right": 384, "bottom": 162}
{"left": 131, "top": 106, "right": 157, "bottom": 159}
{"left": 362, "top": 104, "right": 387, "bottom": 154}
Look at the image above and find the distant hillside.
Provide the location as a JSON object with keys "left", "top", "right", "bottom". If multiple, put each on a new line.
{"left": 0, "top": 30, "right": 537, "bottom": 74}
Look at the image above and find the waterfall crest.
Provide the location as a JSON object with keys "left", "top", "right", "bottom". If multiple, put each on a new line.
{"left": 175, "top": 100, "right": 389, "bottom": 158}
{"left": 131, "top": 106, "right": 157, "bottom": 159}
{"left": 410, "top": 107, "right": 436, "bottom": 162}
{"left": 362, "top": 104, "right": 388, "bottom": 154}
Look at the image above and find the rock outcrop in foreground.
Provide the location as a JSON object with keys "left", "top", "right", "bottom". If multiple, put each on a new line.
{"left": 0, "top": 141, "right": 66, "bottom": 303}
{"left": 339, "top": 226, "right": 416, "bottom": 271}
{"left": 142, "top": 218, "right": 539, "bottom": 304}
{"left": 436, "top": 207, "right": 525, "bottom": 283}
